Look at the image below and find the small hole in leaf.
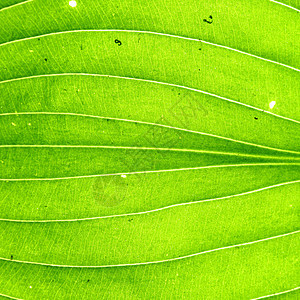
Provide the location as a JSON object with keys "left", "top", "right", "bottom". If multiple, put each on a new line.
{"left": 69, "top": 0, "right": 77, "bottom": 7}
{"left": 269, "top": 101, "right": 276, "bottom": 109}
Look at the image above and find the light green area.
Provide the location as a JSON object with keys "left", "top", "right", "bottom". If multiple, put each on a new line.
{"left": 0, "top": 234, "right": 298, "bottom": 299}
{"left": 0, "top": 0, "right": 299, "bottom": 299}
{"left": 0, "top": 183, "right": 299, "bottom": 266}
{"left": 0, "top": 165, "right": 299, "bottom": 220}
{"left": 0, "top": 0, "right": 299, "bottom": 68}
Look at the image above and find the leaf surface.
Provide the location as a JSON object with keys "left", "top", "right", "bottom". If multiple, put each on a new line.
{"left": 0, "top": 0, "right": 299, "bottom": 299}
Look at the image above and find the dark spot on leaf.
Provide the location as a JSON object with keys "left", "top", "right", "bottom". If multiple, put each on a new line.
{"left": 254, "top": 117, "right": 258, "bottom": 120}
{"left": 115, "top": 39, "right": 122, "bottom": 46}
{"left": 38, "top": 38, "right": 40, "bottom": 41}
{"left": 199, "top": 48, "right": 201, "bottom": 50}
{"left": 128, "top": 219, "right": 133, "bottom": 222}
{"left": 80, "top": 44, "right": 83, "bottom": 50}
{"left": 87, "top": 280, "right": 90, "bottom": 282}
{"left": 10, "top": 255, "right": 13, "bottom": 260}
{"left": 178, "top": 93, "right": 180, "bottom": 95}
{"left": 44, "top": 58, "right": 47, "bottom": 62}
{"left": 203, "top": 15, "right": 213, "bottom": 24}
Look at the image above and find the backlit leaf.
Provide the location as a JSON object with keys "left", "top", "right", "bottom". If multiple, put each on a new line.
{"left": 0, "top": 0, "right": 299, "bottom": 299}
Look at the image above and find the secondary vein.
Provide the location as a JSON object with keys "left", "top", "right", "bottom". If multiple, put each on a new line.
{"left": 0, "top": 179, "right": 298, "bottom": 223}
{"left": 0, "top": 230, "right": 298, "bottom": 268}
{"left": 0, "top": 29, "right": 298, "bottom": 71}
{"left": 0, "top": 74, "right": 298, "bottom": 125}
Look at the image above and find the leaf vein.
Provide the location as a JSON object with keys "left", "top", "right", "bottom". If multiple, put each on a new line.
{"left": 0, "top": 163, "right": 299, "bottom": 181}
{"left": 0, "top": 0, "right": 33, "bottom": 12}
{"left": 1, "top": 111, "right": 299, "bottom": 154}
{"left": 0, "top": 180, "right": 299, "bottom": 223}
{"left": 0, "top": 74, "right": 298, "bottom": 125}
{"left": 0, "top": 231, "right": 298, "bottom": 268}
{"left": 269, "top": 0, "right": 300, "bottom": 12}
{"left": 0, "top": 30, "right": 298, "bottom": 71}
{"left": 251, "top": 286, "right": 300, "bottom": 299}
{"left": 1, "top": 145, "right": 300, "bottom": 160}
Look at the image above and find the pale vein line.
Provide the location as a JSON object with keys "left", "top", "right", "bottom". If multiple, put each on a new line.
{"left": 252, "top": 286, "right": 300, "bottom": 299}
{"left": 0, "top": 74, "right": 299, "bottom": 125}
{"left": 0, "top": 293, "right": 22, "bottom": 300}
{"left": 0, "top": 29, "right": 298, "bottom": 72}
{"left": 1, "top": 180, "right": 299, "bottom": 223}
{"left": 1, "top": 145, "right": 299, "bottom": 160}
{"left": 0, "top": 0, "right": 33, "bottom": 12}
{"left": 1, "top": 111, "right": 299, "bottom": 154}
{"left": 0, "top": 163, "right": 299, "bottom": 182}
{"left": 0, "top": 231, "right": 298, "bottom": 268}
{"left": 269, "top": 0, "right": 300, "bottom": 12}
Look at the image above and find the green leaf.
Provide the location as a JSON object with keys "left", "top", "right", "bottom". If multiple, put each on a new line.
{"left": 0, "top": 0, "right": 299, "bottom": 299}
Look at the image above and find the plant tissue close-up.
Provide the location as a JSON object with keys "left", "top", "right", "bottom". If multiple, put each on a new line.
{"left": 0, "top": 0, "right": 299, "bottom": 299}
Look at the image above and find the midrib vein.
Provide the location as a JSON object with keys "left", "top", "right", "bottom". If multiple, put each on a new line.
{"left": 0, "top": 163, "right": 299, "bottom": 181}
{"left": 1, "top": 145, "right": 300, "bottom": 161}
{"left": 0, "top": 230, "right": 298, "bottom": 268}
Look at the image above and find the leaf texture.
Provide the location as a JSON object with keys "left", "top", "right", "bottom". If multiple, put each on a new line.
{"left": 0, "top": 0, "right": 299, "bottom": 299}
